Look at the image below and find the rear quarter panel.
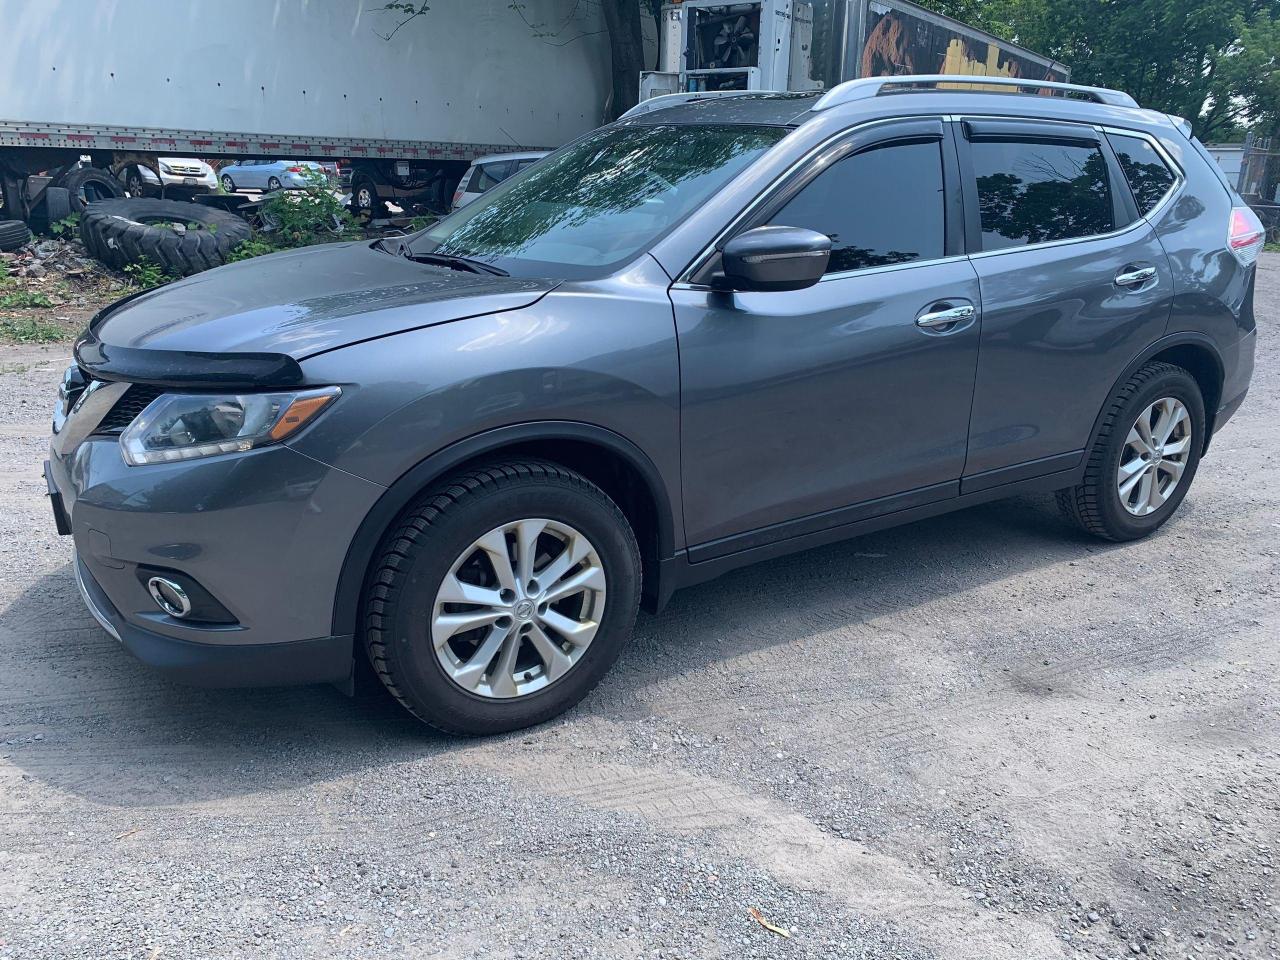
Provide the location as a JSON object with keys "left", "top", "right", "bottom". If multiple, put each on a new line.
{"left": 1151, "top": 130, "right": 1255, "bottom": 345}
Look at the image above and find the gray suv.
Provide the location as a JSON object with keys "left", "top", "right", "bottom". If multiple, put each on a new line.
{"left": 46, "top": 76, "right": 1261, "bottom": 735}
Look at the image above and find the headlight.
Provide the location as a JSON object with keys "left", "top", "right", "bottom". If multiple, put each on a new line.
{"left": 119, "top": 387, "right": 340, "bottom": 466}
{"left": 159, "top": 162, "right": 173, "bottom": 175}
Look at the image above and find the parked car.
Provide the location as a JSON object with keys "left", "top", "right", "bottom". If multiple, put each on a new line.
{"left": 451, "top": 151, "right": 549, "bottom": 209}
{"left": 118, "top": 158, "right": 218, "bottom": 197}
{"left": 218, "top": 159, "right": 326, "bottom": 193}
{"left": 47, "top": 76, "right": 1260, "bottom": 735}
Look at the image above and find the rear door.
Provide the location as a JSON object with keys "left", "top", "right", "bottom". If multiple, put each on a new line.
{"left": 674, "top": 118, "right": 982, "bottom": 556}
{"left": 955, "top": 118, "right": 1174, "bottom": 489}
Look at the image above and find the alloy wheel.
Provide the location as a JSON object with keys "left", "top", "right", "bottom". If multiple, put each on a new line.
{"left": 1117, "top": 396, "right": 1192, "bottom": 516}
{"left": 431, "top": 519, "right": 606, "bottom": 699}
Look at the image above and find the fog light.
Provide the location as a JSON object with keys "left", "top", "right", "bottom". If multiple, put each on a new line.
{"left": 147, "top": 576, "right": 192, "bottom": 618}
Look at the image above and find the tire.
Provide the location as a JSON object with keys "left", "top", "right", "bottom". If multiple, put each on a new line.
{"left": 124, "top": 167, "right": 150, "bottom": 198}
{"left": 42, "top": 186, "right": 72, "bottom": 225}
{"left": 1057, "top": 362, "right": 1205, "bottom": 541}
{"left": 267, "top": 176, "right": 282, "bottom": 192}
{"left": 0, "top": 219, "right": 30, "bottom": 252}
{"left": 55, "top": 166, "right": 125, "bottom": 214}
{"left": 221, "top": 174, "right": 236, "bottom": 193}
{"left": 363, "top": 460, "right": 642, "bottom": 735}
{"left": 351, "top": 175, "right": 385, "bottom": 217}
{"left": 79, "top": 197, "right": 253, "bottom": 276}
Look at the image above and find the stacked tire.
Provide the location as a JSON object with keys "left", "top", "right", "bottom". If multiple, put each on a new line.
{"left": 0, "top": 219, "right": 30, "bottom": 252}
{"left": 79, "top": 198, "right": 252, "bottom": 276}
{"left": 57, "top": 167, "right": 126, "bottom": 214}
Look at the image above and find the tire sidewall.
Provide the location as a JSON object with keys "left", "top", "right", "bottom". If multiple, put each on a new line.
{"left": 221, "top": 175, "right": 235, "bottom": 193}
{"left": 1095, "top": 368, "right": 1205, "bottom": 538}
{"left": 375, "top": 476, "right": 640, "bottom": 733}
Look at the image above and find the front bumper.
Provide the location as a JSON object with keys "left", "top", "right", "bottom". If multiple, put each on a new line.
{"left": 46, "top": 432, "right": 385, "bottom": 688}
{"left": 73, "top": 553, "right": 352, "bottom": 687}
{"left": 158, "top": 172, "right": 217, "bottom": 191}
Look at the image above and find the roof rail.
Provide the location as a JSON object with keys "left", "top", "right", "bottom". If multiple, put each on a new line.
{"left": 811, "top": 75, "right": 1138, "bottom": 112}
{"left": 619, "top": 90, "right": 760, "bottom": 120}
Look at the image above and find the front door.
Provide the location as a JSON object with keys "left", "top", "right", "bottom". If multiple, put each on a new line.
{"left": 673, "top": 119, "right": 982, "bottom": 559}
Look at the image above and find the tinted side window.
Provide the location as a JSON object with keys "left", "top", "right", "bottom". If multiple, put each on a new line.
{"left": 1107, "top": 133, "right": 1177, "bottom": 214}
{"left": 767, "top": 139, "right": 945, "bottom": 273}
{"left": 970, "top": 139, "right": 1114, "bottom": 251}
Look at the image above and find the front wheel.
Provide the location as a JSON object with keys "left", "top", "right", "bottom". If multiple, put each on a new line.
{"left": 363, "top": 461, "right": 641, "bottom": 735}
{"left": 221, "top": 174, "right": 236, "bottom": 193}
{"left": 1057, "top": 361, "right": 1205, "bottom": 541}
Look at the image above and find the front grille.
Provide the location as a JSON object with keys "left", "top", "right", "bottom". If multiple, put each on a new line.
{"left": 94, "top": 384, "right": 164, "bottom": 435}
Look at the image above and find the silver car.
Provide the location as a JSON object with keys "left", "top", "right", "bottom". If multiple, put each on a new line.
{"left": 119, "top": 157, "right": 217, "bottom": 196}
{"left": 451, "top": 151, "right": 548, "bottom": 209}
{"left": 218, "top": 159, "right": 326, "bottom": 193}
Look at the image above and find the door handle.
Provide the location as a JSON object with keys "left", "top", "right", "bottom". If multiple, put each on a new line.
{"left": 1115, "top": 266, "right": 1157, "bottom": 287}
{"left": 916, "top": 304, "right": 975, "bottom": 329}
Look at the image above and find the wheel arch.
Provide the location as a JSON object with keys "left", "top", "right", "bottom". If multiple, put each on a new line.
{"left": 330, "top": 421, "right": 679, "bottom": 639}
{"left": 1086, "top": 332, "right": 1225, "bottom": 458}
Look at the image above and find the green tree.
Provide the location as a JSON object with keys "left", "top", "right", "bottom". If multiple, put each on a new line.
{"left": 916, "top": 0, "right": 1280, "bottom": 141}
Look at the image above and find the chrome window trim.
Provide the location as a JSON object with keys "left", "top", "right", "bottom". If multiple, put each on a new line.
{"left": 966, "top": 216, "right": 1150, "bottom": 262}
{"left": 958, "top": 116, "right": 1187, "bottom": 261}
{"left": 671, "top": 253, "right": 972, "bottom": 291}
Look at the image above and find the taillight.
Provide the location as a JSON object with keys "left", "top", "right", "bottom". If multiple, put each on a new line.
{"left": 451, "top": 189, "right": 464, "bottom": 206}
{"left": 287, "top": 165, "right": 303, "bottom": 173}
{"left": 1228, "top": 206, "right": 1266, "bottom": 266}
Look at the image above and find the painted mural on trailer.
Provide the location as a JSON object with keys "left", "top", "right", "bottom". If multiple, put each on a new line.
{"left": 861, "top": 2, "right": 1069, "bottom": 82}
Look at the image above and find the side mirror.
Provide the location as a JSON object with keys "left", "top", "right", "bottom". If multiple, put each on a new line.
{"left": 718, "top": 225, "right": 831, "bottom": 292}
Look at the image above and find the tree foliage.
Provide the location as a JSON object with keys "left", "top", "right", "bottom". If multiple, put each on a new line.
{"left": 917, "top": 0, "right": 1280, "bottom": 140}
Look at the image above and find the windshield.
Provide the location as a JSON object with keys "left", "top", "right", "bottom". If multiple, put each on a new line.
{"left": 411, "top": 123, "right": 790, "bottom": 279}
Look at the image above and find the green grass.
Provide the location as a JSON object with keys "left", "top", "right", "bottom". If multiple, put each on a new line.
{"left": 1265, "top": 242, "right": 1280, "bottom": 253}
{"left": 0, "top": 315, "right": 67, "bottom": 343}
{"left": 0, "top": 289, "right": 53, "bottom": 309}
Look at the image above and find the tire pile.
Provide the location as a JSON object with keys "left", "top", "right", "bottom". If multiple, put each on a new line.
{"left": 79, "top": 198, "right": 252, "bottom": 276}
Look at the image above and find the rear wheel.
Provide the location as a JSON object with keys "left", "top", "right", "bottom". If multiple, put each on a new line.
{"left": 363, "top": 461, "right": 641, "bottom": 735}
{"left": 1057, "top": 362, "right": 1205, "bottom": 541}
{"left": 266, "top": 176, "right": 282, "bottom": 191}
{"left": 351, "top": 175, "right": 385, "bottom": 217}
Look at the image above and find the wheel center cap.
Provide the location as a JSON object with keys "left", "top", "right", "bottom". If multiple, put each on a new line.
{"left": 513, "top": 599, "right": 535, "bottom": 621}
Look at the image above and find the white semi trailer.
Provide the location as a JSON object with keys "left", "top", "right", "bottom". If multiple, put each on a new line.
{"left": 0, "top": 0, "right": 611, "bottom": 227}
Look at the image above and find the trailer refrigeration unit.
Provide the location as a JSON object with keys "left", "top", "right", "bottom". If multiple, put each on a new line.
{"left": 640, "top": 0, "right": 1068, "bottom": 101}
{"left": 0, "top": 0, "right": 610, "bottom": 229}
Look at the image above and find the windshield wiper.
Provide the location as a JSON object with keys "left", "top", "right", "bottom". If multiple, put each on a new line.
{"left": 381, "top": 239, "right": 508, "bottom": 277}
{"left": 408, "top": 251, "right": 509, "bottom": 276}
{"left": 376, "top": 237, "right": 509, "bottom": 276}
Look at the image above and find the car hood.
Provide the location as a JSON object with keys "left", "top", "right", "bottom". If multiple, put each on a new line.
{"left": 79, "top": 242, "right": 556, "bottom": 379}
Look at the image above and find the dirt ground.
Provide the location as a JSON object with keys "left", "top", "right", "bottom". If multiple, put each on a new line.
{"left": 0, "top": 257, "right": 1276, "bottom": 960}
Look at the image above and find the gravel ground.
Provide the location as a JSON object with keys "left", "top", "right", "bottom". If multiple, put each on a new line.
{"left": 0, "top": 257, "right": 1277, "bottom": 960}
